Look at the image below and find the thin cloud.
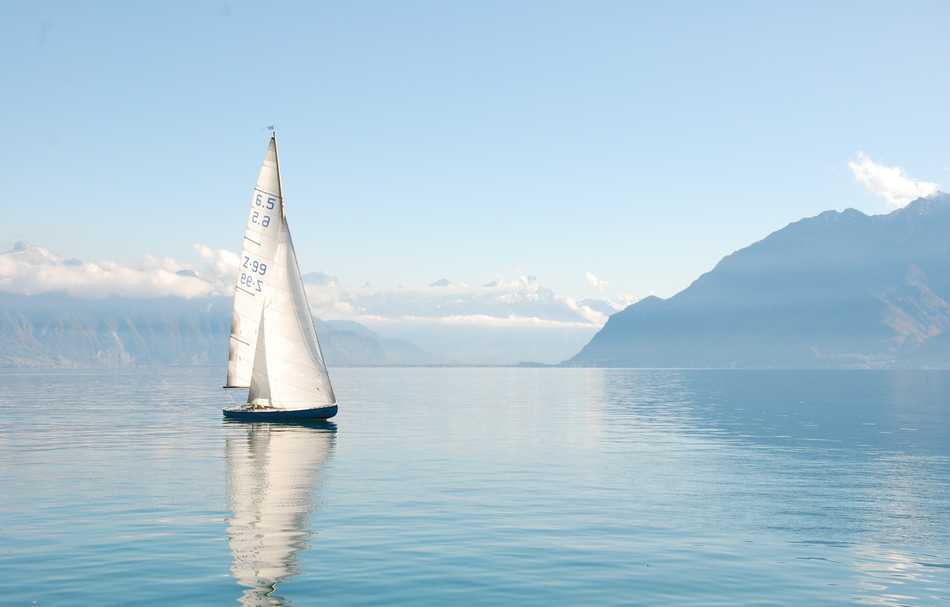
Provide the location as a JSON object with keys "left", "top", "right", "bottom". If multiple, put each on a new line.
{"left": 368, "top": 314, "right": 599, "bottom": 329}
{"left": 848, "top": 152, "right": 939, "bottom": 207}
{"left": 585, "top": 271, "right": 609, "bottom": 292}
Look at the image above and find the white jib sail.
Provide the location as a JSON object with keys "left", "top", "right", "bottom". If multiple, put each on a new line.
{"left": 226, "top": 136, "right": 284, "bottom": 387}
{"left": 247, "top": 219, "right": 336, "bottom": 409}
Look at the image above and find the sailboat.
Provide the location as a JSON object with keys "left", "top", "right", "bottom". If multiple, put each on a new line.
{"left": 223, "top": 132, "right": 337, "bottom": 421}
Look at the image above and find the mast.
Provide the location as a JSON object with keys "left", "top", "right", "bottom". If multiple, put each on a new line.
{"left": 272, "top": 129, "right": 286, "bottom": 220}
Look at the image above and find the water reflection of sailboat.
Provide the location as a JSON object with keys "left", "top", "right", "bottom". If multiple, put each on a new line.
{"left": 225, "top": 421, "right": 336, "bottom": 606}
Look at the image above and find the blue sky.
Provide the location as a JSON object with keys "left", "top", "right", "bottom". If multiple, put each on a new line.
{"left": 2, "top": 1, "right": 948, "bottom": 300}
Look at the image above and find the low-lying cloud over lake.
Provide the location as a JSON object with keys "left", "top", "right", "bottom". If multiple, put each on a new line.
{"left": 1, "top": 241, "right": 631, "bottom": 364}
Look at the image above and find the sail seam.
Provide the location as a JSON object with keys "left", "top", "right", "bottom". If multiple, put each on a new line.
{"left": 254, "top": 186, "right": 281, "bottom": 198}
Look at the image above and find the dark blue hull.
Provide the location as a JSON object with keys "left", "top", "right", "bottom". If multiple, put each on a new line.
{"left": 222, "top": 405, "right": 338, "bottom": 421}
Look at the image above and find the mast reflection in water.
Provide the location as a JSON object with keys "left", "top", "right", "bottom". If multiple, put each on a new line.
{"left": 225, "top": 421, "right": 336, "bottom": 606}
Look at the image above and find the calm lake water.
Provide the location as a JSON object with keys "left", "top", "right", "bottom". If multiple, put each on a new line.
{"left": 1, "top": 367, "right": 949, "bottom": 606}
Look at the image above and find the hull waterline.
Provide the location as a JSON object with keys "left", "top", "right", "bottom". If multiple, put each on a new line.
{"left": 223, "top": 405, "right": 338, "bottom": 421}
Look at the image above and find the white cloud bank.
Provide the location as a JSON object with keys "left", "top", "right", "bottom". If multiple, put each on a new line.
{"left": 302, "top": 274, "right": 624, "bottom": 362}
{"left": 848, "top": 152, "right": 939, "bottom": 207}
{"left": 304, "top": 273, "right": 616, "bottom": 328}
{"left": 1, "top": 241, "right": 643, "bottom": 363}
{"left": 1, "top": 241, "right": 629, "bottom": 329}
{"left": 0, "top": 242, "right": 238, "bottom": 299}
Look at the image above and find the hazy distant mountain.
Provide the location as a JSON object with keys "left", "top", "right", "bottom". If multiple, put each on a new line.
{"left": 314, "top": 319, "right": 430, "bottom": 366}
{"left": 570, "top": 193, "right": 950, "bottom": 368}
{"left": 0, "top": 294, "right": 429, "bottom": 368}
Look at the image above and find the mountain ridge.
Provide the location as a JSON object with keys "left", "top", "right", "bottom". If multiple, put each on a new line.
{"left": 569, "top": 193, "right": 950, "bottom": 368}
{"left": 0, "top": 293, "right": 430, "bottom": 368}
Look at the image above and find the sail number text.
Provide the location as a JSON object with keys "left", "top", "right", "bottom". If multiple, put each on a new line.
{"left": 239, "top": 273, "right": 263, "bottom": 292}
{"left": 255, "top": 193, "right": 276, "bottom": 210}
{"left": 250, "top": 210, "right": 271, "bottom": 227}
{"left": 250, "top": 193, "right": 277, "bottom": 229}
{"left": 242, "top": 257, "right": 268, "bottom": 275}
{"left": 240, "top": 256, "right": 267, "bottom": 293}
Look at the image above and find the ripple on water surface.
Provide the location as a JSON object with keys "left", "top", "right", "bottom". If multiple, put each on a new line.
{"left": 0, "top": 367, "right": 948, "bottom": 605}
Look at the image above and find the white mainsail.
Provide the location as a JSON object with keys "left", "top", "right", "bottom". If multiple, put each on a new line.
{"left": 226, "top": 136, "right": 284, "bottom": 387}
{"left": 248, "top": 219, "right": 336, "bottom": 408}
{"left": 226, "top": 423, "right": 335, "bottom": 605}
{"left": 227, "top": 133, "right": 335, "bottom": 410}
